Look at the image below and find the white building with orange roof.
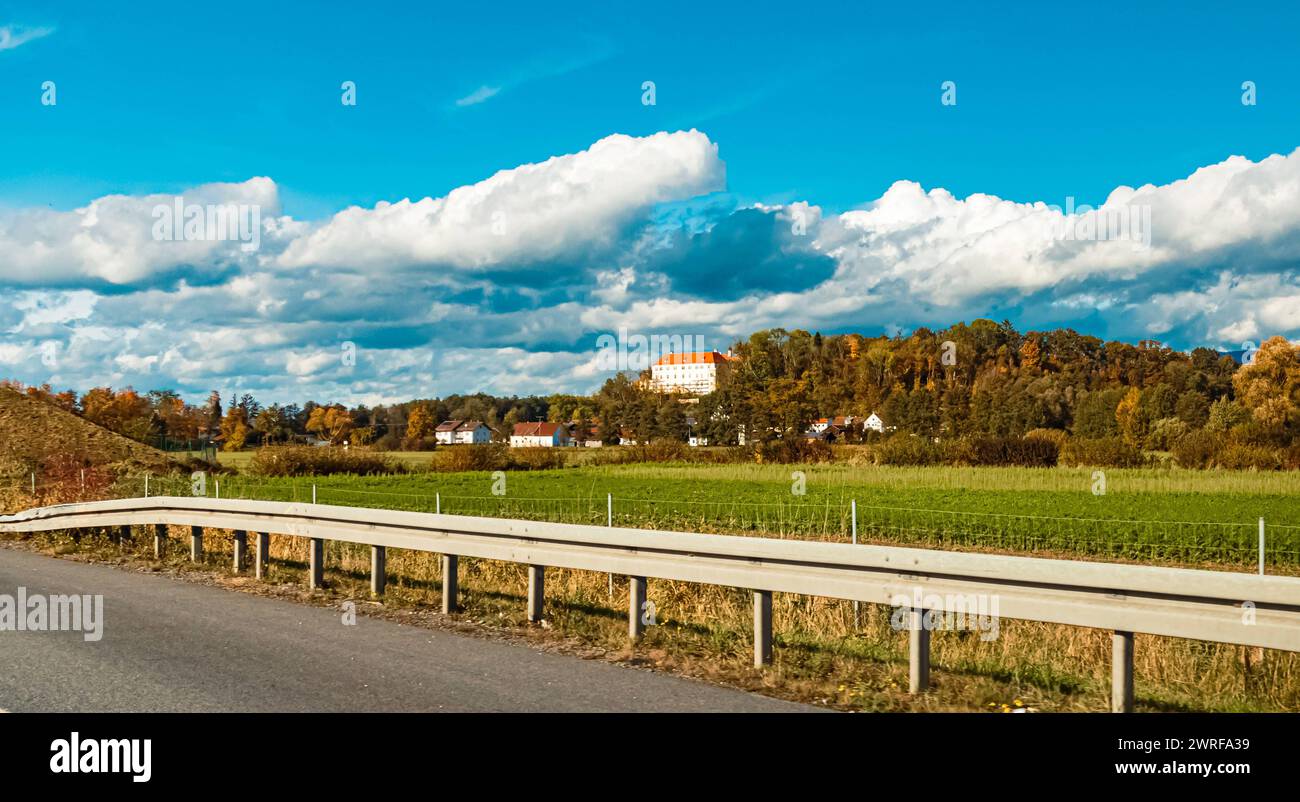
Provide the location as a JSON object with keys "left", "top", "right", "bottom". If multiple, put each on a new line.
{"left": 648, "top": 350, "right": 735, "bottom": 395}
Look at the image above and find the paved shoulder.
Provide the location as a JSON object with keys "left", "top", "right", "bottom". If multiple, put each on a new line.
{"left": 0, "top": 548, "right": 818, "bottom": 713}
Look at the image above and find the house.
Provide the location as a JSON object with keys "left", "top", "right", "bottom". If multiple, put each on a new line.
{"left": 648, "top": 350, "right": 736, "bottom": 395}
{"left": 568, "top": 423, "right": 604, "bottom": 448}
{"left": 804, "top": 424, "right": 844, "bottom": 443}
{"left": 810, "top": 415, "right": 856, "bottom": 433}
{"left": 435, "top": 420, "right": 492, "bottom": 445}
{"left": 510, "top": 421, "right": 570, "bottom": 448}
{"left": 618, "top": 428, "right": 641, "bottom": 446}
{"left": 864, "top": 412, "right": 886, "bottom": 433}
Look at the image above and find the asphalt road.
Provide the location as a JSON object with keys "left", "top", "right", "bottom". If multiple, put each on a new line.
{"left": 0, "top": 548, "right": 815, "bottom": 713}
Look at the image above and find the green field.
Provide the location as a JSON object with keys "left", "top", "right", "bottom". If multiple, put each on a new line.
{"left": 144, "top": 461, "right": 1300, "bottom": 571}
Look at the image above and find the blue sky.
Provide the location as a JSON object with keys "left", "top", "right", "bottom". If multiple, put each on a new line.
{"left": 2, "top": 1, "right": 1300, "bottom": 403}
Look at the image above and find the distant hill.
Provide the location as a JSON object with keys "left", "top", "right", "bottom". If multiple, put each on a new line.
{"left": 0, "top": 386, "right": 180, "bottom": 476}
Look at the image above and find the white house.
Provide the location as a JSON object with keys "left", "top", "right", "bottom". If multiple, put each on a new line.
{"left": 435, "top": 420, "right": 492, "bottom": 445}
{"left": 864, "top": 412, "right": 885, "bottom": 433}
{"left": 510, "top": 421, "right": 570, "bottom": 447}
{"left": 649, "top": 350, "right": 736, "bottom": 395}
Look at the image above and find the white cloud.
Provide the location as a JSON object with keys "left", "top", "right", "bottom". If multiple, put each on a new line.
{"left": 277, "top": 130, "right": 725, "bottom": 271}
{"left": 0, "top": 178, "right": 286, "bottom": 286}
{"left": 0, "top": 24, "right": 54, "bottom": 52}
{"left": 455, "top": 86, "right": 500, "bottom": 106}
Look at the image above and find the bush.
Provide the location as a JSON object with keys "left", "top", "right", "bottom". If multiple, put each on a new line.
{"left": 1171, "top": 429, "right": 1223, "bottom": 469}
{"left": 507, "top": 446, "right": 569, "bottom": 471}
{"left": 1023, "top": 428, "right": 1069, "bottom": 450}
{"left": 436, "top": 443, "right": 510, "bottom": 472}
{"left": 1285, "top": 443, "right": 1300, "bottom": 471}
{"left": 958, "top": 436, "right": 1059, "bottom": 467}
{"left": 247, "top": 446, "right": 406, "bottom": 477}
{"left": 1216, "top": 444, "right": 1282, "bottom": 471}
{"left": 1146, "top": 417, "right": 1190, "bottom": 451}
{"left": 1059, "top": 437, "right": 1145, "bottom": 468}
{"left": 871, "top": 434, "right": 944, "bottom": 466}
{"left": 752, "top": 438, "right": 834, "bottom": 465}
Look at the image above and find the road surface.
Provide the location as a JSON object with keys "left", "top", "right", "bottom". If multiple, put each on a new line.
{"left": 0, "top": 547, "right": 816, "bottom": 712}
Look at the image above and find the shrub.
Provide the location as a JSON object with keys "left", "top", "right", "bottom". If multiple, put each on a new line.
{"left": 1216, "top": 444, "right": 1282, "bottom": 471}
{"left": 1171, "top": 429, "right": 1223, "bottom": 469}
{"left": 1059, "top": 436, "right": 1145, "bottom": 468}
{"left": 1023, "top": 428, "right": 1069, "bottom": 450}
{"left": 247, "top": 446, "right": 406, "bottom": 477}
{"left": 1146, "top": 417, "right": 1190, "bottom": 451}
{"left": 1284, "top": 443, "right": 1300, "bottom": 471}
{"left": 507, "top": 446, "right": 568, "bottom": 471}
{"left": 436, "top": 444, "right": 510, "bottom": 472}
{"left": 872, "top": 434, "right": 943, "bottom": 466}
{"left": 753, "top": 438, "right": 834, "bottom": 465}
{"left": 959, "top": 436, "right": 1059, "bottom": 467}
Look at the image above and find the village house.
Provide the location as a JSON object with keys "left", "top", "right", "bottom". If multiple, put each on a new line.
{"left": 435, "top": 420, "right": 492, "bottom": 445}
{"left": 510, "top": 421, "right": 570, "bottom": 448}
{"left": 864, "top": 412, "right": 886, "bottom": 433}
{"left": 568, "top": 422, "right": 604, "bottom": 448}
{"left": 648, "top": 350, "right": 736, "bottom": 395}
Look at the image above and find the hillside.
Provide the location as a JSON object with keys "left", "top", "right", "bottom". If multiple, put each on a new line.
{"left": 0, "top": 386, "right": 181, "bottom": 476}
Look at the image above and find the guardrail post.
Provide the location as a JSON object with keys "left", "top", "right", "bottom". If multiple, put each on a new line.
{"left": 255, "top": 532, "right": 269, "bottom": 579}
{"left": 1112, "top": 631, "right": 1134, "bottom": 713}
{"left": 116, "top": 525, "right": 131, "bottom": 545}
{"left": 629, "top": 576, "right": 647, "bottom": 639}
{"left": 527, "top": 565, "right": 544, "bottom": 622}
{"left": 909, "top": 608, "right": 931, "bottom": 693}
{"left": 309, "top": 538, "right": 325, "bottom": 589}
{"left": 441, "top": 555, "right": 459, "bottom": 613}
{"left": 153, "top": 523, "right": 165, "bottom": 559}
{"left": 753, "top": 590, "right": 773, "bottom": 667}
{"left": 370, "top": 546, "right": 386, "bottom": 596}
{"left": 232, "top": 530, "right": 247, "bottom": 572}
{"left": 190, "top": 526, "right": 203, "bottom": 562}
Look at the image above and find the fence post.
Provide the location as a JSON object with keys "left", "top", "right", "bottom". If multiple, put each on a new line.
{"left": 309, "top": 538, "right": 325, "bottom": 589}
{"left": 909, "top": 607, "right": 931, "bottom": 693}
{"left": 435, "top": 492, "right": 440, "bottom": 514}
{"left": 31, "top": 472, "right": 35, "bottom": 495}
{"left": 629, "top": 576, "right": 647, "bottom": 640}
{"left": 153, "top": 523, "right": 165, "bottom": 559}
{"left": 753, "top": 590, "right": 773, "bottom": 667}
{"left": 441, "top": 554, "right": 458, "bottom": 613}
{"left": 255, "top": 532, "right": 269, "bottom": 579}
{"left": 1259, "top": 518, "right": 1266, "bottom": 576}
{"left": 312, "top": 484, "right": 317, "bottom": 504}
{"left": 190, "top": 526, "right": 203, "bottom": 562}
{"left": 527, "top": 565, "right": 545, "bottom": 622}
{"left": 215, "top": 480, "right": 220, "bottom": 500}
{"left": 608, "top": 493, "right": 614, "bottom": 600}
{"left": 232, "top": 530, "right": 247, "bottom": 572}
{"left": 370, "top": 546, "right": 386, "bottom": 596}
{"left": 1112, "top": 631, "right": 1135, "bottom": 713}
{"left": 851, "top": 499, "right": 860, "bottom": 628}
{"left": 145, "top": 474, "right": 150, "bottom": 498}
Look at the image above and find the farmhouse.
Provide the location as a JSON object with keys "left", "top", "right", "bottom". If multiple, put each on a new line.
{"left": 435, "top": 420, "right": 492, "bottom": 445}
{"left": 864, "top": 412, "right": 885, "bottom": 433}
{"left": 648, "top": 350, "right": 736, "bottom": 395}
{"left": 510, "top": 421, "right": 570, "bottom": 448}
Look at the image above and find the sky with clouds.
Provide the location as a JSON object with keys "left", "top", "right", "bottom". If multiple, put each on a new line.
{"left": 2, "top": 2, "right": 1300, "bottom": 404}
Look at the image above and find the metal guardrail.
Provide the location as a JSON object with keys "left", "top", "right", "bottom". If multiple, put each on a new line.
{"left": 4, "top": 495, "right": 1299, "bottom": 712}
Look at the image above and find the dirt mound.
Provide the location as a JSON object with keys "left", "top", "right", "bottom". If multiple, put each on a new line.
{"left": 0, "top": 386, "right": 181, "bottom": 477}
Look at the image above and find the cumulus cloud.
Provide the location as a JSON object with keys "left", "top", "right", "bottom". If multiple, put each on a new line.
{"left": 277, "top": 130, "right": 726, "bottom": 271}
{"left": 0, "top": 178, "right": 288, "bottom": 287}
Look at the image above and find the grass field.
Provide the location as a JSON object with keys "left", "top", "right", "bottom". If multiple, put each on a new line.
{"left": 150, "top": 460, "right": 1300, "bottom": 571}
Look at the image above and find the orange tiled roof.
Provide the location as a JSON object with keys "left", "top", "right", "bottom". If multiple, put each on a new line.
{"left": 653, "top": 351, "right": 734, "bottom": 366}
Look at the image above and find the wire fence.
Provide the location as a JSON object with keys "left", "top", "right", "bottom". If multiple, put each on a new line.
{"left": 4, "top": 471, "right": 1298, "bottom": 571}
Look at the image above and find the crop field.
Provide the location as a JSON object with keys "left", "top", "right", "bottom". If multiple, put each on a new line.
{"left": 141, "top": 461, "right": 1300, "bottom": 572}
